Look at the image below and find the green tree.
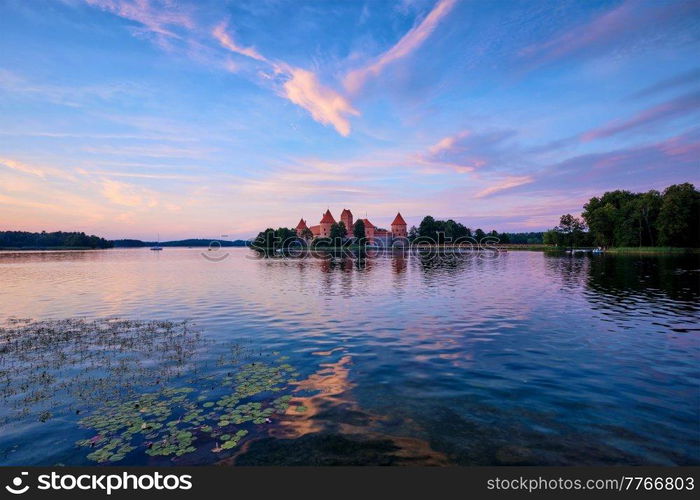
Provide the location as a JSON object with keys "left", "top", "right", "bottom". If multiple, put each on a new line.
{"left": 353, "top": 219, "right": 366, "bottom": 242}
{"left": 253, "top": 227, "right": 297, "bottom": 249}
{"left": 300, "top": 227, "right": 313, "bottom": 240}
{"left": 581, "top": 184, "right": 698, "bottom": 248}
{"left": 312, "top": 237, "right": 332, "bottom": 248}
{"left": 274, "top": 227, "right": 298, "bottom": 248}
{"left": 253, "top": 228, "right": 276, "bottom": 249}
{"left": 543, "top": 229, "right": 560, "bottom": 246}
{"left": 408, "top": 225, "right": 418, "bottom": 241}
{"left": 586, "top": 201, "right": 613, "bottom": 246}
{"left": 556, "top": 214, "right": 586, "bottom": 249}
{"left": 634, "top": 190, "right": 662, "bottom": 247}
{"left": 418, "top": 216, "right": 438, "bottom": 242}
{"left": 474, "top": 228, "right": 486, "bottom": 241}
{"left": 443, "top": 219, "right": 470, "bottom": 241}
{"left": 657, "top": 183, "right": 700, "bottom": 247}
{"left": 329, "top": 222, "right": 347, "bottom": 246}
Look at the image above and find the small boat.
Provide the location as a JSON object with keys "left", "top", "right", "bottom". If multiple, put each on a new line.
{"left": 150, "top": 234, "right": 163, "bottom": 251}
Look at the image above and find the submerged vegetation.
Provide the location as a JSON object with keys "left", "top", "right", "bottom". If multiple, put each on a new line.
{"left": 0, "top": 318, "right": 306, "bottom": 464}
{"left": 0, "top": 318, "right": 202, "bottom": 424}
{"left": 76, "top": 360, "right": 300, "bottom": 463}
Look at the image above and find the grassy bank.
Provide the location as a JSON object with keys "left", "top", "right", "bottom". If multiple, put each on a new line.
{"left": 604, "top": 247, "right": 699, "bottom": 254}
{"left": 499, "top": 244, "right": 551, "bottom": 251}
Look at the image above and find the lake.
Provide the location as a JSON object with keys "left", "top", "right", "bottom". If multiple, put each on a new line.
{"left": 0, "top": 248, "right": 698, "bottom": 466}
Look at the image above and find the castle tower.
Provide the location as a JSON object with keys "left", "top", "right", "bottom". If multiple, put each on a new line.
{"left": 319, "top": 209, "right": 335, "bottom": 238}
{"left": 340, "top": 209, "right": 353, "bottom": 237}
{"left": 391, "top": 212, "right": 407, "bottom": 239}
{"left": 361, "top": 218, "right": 376, "bottom": 242}
{"left": 295, "top": 218, "right": 309, "bottom": 238}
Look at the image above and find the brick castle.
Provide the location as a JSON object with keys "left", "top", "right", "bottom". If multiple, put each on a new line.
{"left": 295, "top": 209, "right": 407, "bottom": 244}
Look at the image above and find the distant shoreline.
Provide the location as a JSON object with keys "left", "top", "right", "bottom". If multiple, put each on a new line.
{"left": 0, "top": 246, "right": 101, "bottom": 251}
{"left": 0, "top": 244, "right": 251, "bottom": 251}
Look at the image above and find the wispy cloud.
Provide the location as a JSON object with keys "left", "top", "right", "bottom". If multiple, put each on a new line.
{"left": 0, "top": 156, "right": 78, "bottom": 181}
{"left": 79, "top": 0, "right": 362, "bottom": 137}
{"left": 101, "top": 179, "right": 160, "bottom": 207}
{"left": 81, "top": 144, "right": 211, "bottom": 159}
{"left": 518, "top": 0, "right": 700, "bottom": 69}
{"left": 212, "top": 21, "right": 268, "bottom": 62}
{"left": 474, "top": 176, "right": 533, "bottom": 198}
{"left": 537, "top": 129, "right": 700, "bottom": 193}
{"left": 581, "top": 91, "right": 700, "bottom": 142}
{"left": 84, "top": 0, "right": 194, "bottom": 47}
{"left": 0, "top": 69, "right": 145, "bottom": 107}
{"left": 629, "top": 68, "right": 700, "bottom": 100}
{"left": 0, "top": 157, "right": 47, "bottom": 178}
{"left": 419, "top": 129, "right": 519, "bottom": 173}
{"left": 212, "top": 23, "right": 359, "bottom": 136}
{"left": 344, "top": 0, "right": 457, "bottom": 93}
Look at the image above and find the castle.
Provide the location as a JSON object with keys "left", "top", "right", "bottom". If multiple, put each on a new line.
{"left": 295, "top": 209, "right": 407, "bottom": 244}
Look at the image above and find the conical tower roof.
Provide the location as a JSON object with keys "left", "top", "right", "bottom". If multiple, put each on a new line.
{"left": 360, "top": 218, "right": 375, "bottom": 229}
{"left": 391, "top": 212, "right": 407, "bottom": 226}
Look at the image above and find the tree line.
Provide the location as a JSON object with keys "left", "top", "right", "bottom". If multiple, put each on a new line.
{"left": 543, "top": 183, "right": 699, "bottom": 249}
{"left": 0, "top": 231, "right": 114, "bottom": 249}
{"left": 411, "top": 216, "right": 531, "bottom": 244}
{"left": 111, "top": 238, "right": 249, "bottom": 247}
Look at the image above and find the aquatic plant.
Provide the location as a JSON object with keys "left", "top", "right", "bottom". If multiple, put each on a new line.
{"left": 0, "top": 317, "right": 308, "bottom": 464}
{"left": 75, "top": 358, "right": 303, "bottom": 463}
{"left": 0, "top": 318, "right": 203, "bottom": 424}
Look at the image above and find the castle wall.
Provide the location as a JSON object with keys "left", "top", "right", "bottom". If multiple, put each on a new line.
{"left": 319, "top": 222, "right": 332, "bottom": 237}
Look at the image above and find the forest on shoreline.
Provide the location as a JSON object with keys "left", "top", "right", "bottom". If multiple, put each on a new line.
{"left": 545, "top": 183, "right": 699, "bottom": 249}
{"left": 0, "top": 232, "right": 250, "bottom": 250}
{"left": 0, "top": 231, "right": 113, "bottom": 249}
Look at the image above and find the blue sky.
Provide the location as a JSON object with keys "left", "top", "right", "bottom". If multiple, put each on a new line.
{"left": 0, "top": 0, "right": 698, "bottom": 239}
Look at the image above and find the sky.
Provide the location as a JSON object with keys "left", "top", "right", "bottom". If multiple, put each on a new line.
{"left": 0, "top": 0, "right": 699, "bottom": 240}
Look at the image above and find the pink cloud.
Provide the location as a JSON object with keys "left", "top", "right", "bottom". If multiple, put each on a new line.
{"left": 212, "top": 22, "right": 268, "bottom": 62}
{"left": 211, "top": 22, "right": 359, "bottom": 136}
{"left": 475, "top": 176, "right": 533, "bottom": 198}
{"left": 101, "top": 179, "right": 160, "bottom": 207}
{"left": 0, "top": 157, "right": 47, "bottom": 178}
{"left": 581, "top": 92, "right": 700, "bottom": 142}
{"left": 419, "top": 129, "right": 517, "bottom": 172}
{"left": 83, "top": 1, "right": 360, "bottom": 137}
{"left": 84, "top": 0, "right": 194, "bottom": 46}
{"left": 280, "top": 66, "right": 360, "bottom": 137}
{"left": 657, "top": 133, "right": 700, "bottom": 157}
{"left": 0, "top": 157, "right": 78, "bottom": 181}
{"left": 428, "top": 131, "right": 471, "bottom": 156}
{"left": 518, "top": 0, "right": 700, "bottom": 69}
{"left": 519, "top": 1, "right": 636, "bottom": 61}
{"left": 344, "top": 0, "right": 457, "bottom": 93}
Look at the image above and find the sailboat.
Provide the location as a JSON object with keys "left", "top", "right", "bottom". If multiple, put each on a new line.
{"left": 150, "top": 233, "right": 163, "bottom": 251}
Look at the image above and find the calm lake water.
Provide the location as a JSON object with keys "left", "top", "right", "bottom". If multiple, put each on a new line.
{"left": 0, "top": 248, "right": 698, "bottom": 466}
